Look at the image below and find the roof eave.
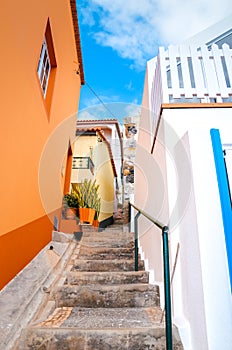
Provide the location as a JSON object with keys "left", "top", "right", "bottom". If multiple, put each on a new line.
{"left": 70, "top": 0, "right": 85, "bottom": 85}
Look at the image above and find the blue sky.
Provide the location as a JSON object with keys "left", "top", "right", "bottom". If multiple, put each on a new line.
{"left": 76, "top": 0, "right": 231, "bottom": 123}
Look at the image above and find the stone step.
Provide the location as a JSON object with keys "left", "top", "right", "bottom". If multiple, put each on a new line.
{"left": 82, "top": 230, "right": 126, "bottom": 236}
{"left": 85, "top": 225, "right": 125, "bottom": 233}
{"left": 82, "top": 232, "right": 134, "bottom": 242}
{"left": 102, "top": 224, "right": 124, "bottom": 232}
{"left": 72, "top": 258, "right": 144, "bottom": 271}
{"left": 15, "top": 224, "right": 184, "bottom": 349}
{"left": 79, "top": 245, "right": 134, "bottom": 253}
{"left": 77, "top": 246, "right": 135, "bottom": 260}
{"left": 75, "top": 250, "right": 137, "bottom": 261}
{"left": 53, "top": 284, "right": 159, "bottom": 308}
{"left": 18, "top": 307, "right": 183, "bottom": 349}
{"left": 82, "top": 229, "right": 131, "bottom": 236}
{"left": 80, "top": 224, "right": 126, "bottom": 233}
{"left": 78, "top": 239, "right": 134, "bottom": 248}
{"left": 66, "top": 270, "right": 149, "bottom": 285}
{"left": 81, "top": 236, "right": 131, "bottom": 241}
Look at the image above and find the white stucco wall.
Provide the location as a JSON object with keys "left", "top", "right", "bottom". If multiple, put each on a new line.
{"left": 135, "top": 106, "right": 232, "bottom": 349}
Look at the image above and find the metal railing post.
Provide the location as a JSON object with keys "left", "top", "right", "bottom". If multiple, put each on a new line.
{"left": 134, "top": 211, "right": 141, "bottom": 271}
{"left": 128, "top": 201, "right": 131, "bottom": 232}
{"left": 162, "top": 226, "right": 173, "bottom": 350}
{"left": 129, "top": 202, "right": 174, "bottom": 348}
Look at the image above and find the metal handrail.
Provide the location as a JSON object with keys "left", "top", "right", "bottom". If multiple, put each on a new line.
{"left": 129, "top": 202, "right": 173, "bottom": 350}
{"left": 129, "top": 202, "right": 164, "bottom": 229}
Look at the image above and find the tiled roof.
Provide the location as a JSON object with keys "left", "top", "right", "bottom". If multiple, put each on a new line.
{"left": 76, "top": 119, "right": 118, "bottom": 124}
{"left": 70, "top": 0, "right": 85, "bottom": 85}
{"left": 76, "top": 119, "right": 122, "bottom": 141}
{"left": 76, "top": 127, "right": 101, "bottom": 133}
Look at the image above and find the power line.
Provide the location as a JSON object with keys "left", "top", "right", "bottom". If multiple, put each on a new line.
{"left": 85, "top": 81, "right": 118, "bottom": 120}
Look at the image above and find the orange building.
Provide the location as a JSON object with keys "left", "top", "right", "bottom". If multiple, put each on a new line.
{"left": 0, "top": 0, "right": 84, "bottom": 289}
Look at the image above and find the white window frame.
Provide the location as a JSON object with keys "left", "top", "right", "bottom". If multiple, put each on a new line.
{"left": 37, "top": 39, "right": 51, "bottom": 97}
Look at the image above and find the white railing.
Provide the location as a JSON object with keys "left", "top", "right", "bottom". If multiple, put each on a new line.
{"left": 151, "top": 43, "right": 232, "bottom": 110}
{"left": 150, "top": 55, "right": 163, "bottom": 130}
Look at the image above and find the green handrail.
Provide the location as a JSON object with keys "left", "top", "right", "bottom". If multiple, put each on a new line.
{"left": 134, "top": 211, "right": 141, "bottom": 271}
{"left": 129, "top": 202, "right": 173, "bottom": 350}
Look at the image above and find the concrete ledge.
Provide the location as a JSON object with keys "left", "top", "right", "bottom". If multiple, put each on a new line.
{"left": 0, "top": 232, "right": 75, "bottom": 350}
{"left": 52, "top": 230, "right": 74, "bottom": 243}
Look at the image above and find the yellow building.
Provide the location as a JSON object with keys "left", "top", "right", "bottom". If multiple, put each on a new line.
{"left": 71, "top": 120, "right": 123, "bottom": 227}
{"left": 0, "top": 0, "right": 84, "bottom": 289}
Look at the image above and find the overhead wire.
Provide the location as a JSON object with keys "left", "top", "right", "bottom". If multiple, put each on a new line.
{"left": 84, "top": 81, "right": 118, "bottom": 120}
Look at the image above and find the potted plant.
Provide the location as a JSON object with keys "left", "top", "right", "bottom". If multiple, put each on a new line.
{"left": 63, "top": 193, "right": 79, "bottom": 220}
{"left": 93, "top": 197, "right": 101, "bottom": 231}
{"left": 72, "top": 182, "right": 89, "bottom": 223}
{"left": 72, "top": 179, "right": 100, "bottom": 225}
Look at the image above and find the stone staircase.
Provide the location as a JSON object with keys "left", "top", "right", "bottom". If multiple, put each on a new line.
{"left": 17, "top": 224, "right": 183, "bottom": 349}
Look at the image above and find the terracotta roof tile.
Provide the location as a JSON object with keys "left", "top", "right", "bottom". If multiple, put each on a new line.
{"left": 76, "top": 119, "right": 118, "bottom": 124}
{"left": 76, "top": 127, "right": 101, "bottom": 133}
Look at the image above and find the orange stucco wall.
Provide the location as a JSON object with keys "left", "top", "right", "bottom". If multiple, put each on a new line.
{"left": 0, "top": 215, "right": 53, "bottom": 289}
{"left": 0, "top": 1, "right": 83, "bottom": 289}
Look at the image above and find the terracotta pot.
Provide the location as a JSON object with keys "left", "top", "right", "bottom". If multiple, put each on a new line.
{"left": 88, "top": 208, "right": 96, "bottom": 225}
{"left": 79, "top": 207, "right": 96, "bottom": 224}
{"left": 79, "top": 207, "right": 89, "bottom": 223}
{"left": 65, "top": 207, "right": 76, "bottom": 220}
{"left": 93, "top": 219, "right": 99, "bottom": 231}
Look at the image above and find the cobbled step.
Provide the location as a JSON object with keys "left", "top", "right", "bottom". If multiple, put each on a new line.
{"left": 72, "top": 258, "right": 144, "bottom": 271}
{"left": 53, "top": 284, "right": 160, "bottom": 308}
{"left": 18, "top": 307, "right": 183, "bottom": 350}
{"left": 66, "top": 270, "right": 149, "bottom": 285}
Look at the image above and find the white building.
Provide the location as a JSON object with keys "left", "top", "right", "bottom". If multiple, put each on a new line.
{"left": 135, "top": 15, "right": 232, "bottom": 350}
{"left": 123, "top": 115, "right": 140, "bottom": 200}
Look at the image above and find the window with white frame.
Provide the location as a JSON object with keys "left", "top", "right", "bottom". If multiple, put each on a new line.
{"left": 37, "top": 39, "right": 51, "bottom": 96}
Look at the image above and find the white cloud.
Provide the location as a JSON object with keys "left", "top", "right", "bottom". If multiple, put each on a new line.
{"left": 78, "top": 102, "right": 141, "bottom": 124}
{"left": 78, "top": 110, "right": 100, "bottom": 120}
{"left": 78, "top": 101, "right": 118, "bottom": 120}
{"left": 155, "top": 0, "right": 232, "bottom": 44}
{"left": 124, "top": 103, "right": 141, "bottom": 117}
{"left": 79, "top": 0, "right": 232, "bottom": 70}
{"left": 81, "top": 96, "right": 101, "bottom": 109}
{"left": 80, "top": 90, "right": 120, "bottom": 109}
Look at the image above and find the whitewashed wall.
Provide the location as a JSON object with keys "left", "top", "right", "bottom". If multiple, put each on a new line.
{"left": 135, "top": 105, "right": 232, "bottom": 349}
